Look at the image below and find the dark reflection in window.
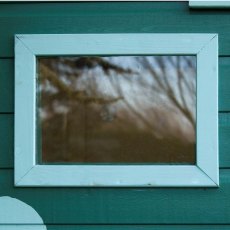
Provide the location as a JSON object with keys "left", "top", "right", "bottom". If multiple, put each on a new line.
{"left": 37, "top": 56, "right": 196, "bottom": 164}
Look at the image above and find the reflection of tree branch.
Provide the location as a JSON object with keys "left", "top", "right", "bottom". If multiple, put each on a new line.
{"left": 167, "top": 56, "right": 177, "bottom": 68}
{"left": 141, "top": 56, "right": 195, "bottom": 129}
{"left": 107, "top": 72, "right": 157, "bottom": 132}
{"left": 180, "top": 58, "right": 196, "bottom": 100}
{"left": 177, "top": 57, "right": 189, "bottom": 111}
{"left": 136, "top": 70, "right": 161, "bottom": 94}
{"left": 184, "top": 56, "right": 196, "bottom": 72}
{"left": 40, "top": 63, "right": 123, "bottom": 105}
{"left": 167, "top": 89, "right": 195, "bottom": 129}
{"left": 141, "top": 57, "right": 166, "bottom": 91}
{"left": 176, "top": 57, "right": 195, "bottom": 128}
{"left": 62, "top": 57, "right": 137, "bottom": 75}
{"left": 123, "top": 100, "right": 156, "bottom": 131}
{"left": 40, "top": 63, "right": 73, "bottom": 96}
{"left": 168, "top": 55, "right": 196, "bottom": 98}
{"left": 40, "top": 56, "right": 196, "bottom": 140}
{"left": 155, "top": 57, "right": 174, "bottom": 92}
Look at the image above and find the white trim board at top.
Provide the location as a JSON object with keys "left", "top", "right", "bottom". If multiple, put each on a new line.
{"left": 189, "top": 1, "right": 230, "bottom": 8}
{"left": 15, "top": 33, "right": 219, "bottom": 187}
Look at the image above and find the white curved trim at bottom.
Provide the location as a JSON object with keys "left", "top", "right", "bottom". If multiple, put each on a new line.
{"left": 0, "top": 196, "right": 46, "bottom": 228}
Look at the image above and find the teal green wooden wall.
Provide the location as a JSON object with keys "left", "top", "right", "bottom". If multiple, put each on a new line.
{"left": 0, "top": 2, "right": 230, "bottom": 229}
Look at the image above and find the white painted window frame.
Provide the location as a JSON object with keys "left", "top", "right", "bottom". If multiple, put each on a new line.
{"left": 189, "top": 1, "right": 230, "bottom": 8}
{"left": 15, "top": 34, "right": 219, "bottom": 187}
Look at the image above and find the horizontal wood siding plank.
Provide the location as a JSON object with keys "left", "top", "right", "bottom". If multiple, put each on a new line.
{"left": 0, "top": 59, "right": 13, "bottom": 113}
{"left": 219, "top": 58, "right": 230, "bottom": 111}
{"left": 0, "top": 169, "right": 230, "bottom": 224}
{"left": 0, "top": 114, "right": 13, "bottom": 168}
{"left": 0, "top": 2, "right": 230, "bottom": 57}
{"left": 219, "top": 113, "right": 230, "bottom": 167}
{"left": 1, "top": 225, "right": 230, "bottom": 230}
{"left": 45, "top": 225, "right": 230, "bottom": 230}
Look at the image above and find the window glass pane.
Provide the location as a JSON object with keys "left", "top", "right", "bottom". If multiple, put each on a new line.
{"left": 37, "top": 56, "right": 196, "bottom": 164}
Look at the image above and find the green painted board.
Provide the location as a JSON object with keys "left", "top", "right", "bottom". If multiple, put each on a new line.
{"left": 219, "top": 58, "right": 230, "bottom": 111}
{"left": 0, "top": 59, "right": 13, "bottom": 113}
{"left": 1, "top": 225, "right": 230, "bottom": 230}
{"left": 0, "top": 114, "right": 13, "bottom": 168}
{"left": 0, "top": 2, "right": 230, "bottom": 57}
{"left": 0, "top": 169, "right": 230, "bottom": 224}
{"left": 219, "top": 113, "right": 230, "bottom": 168}
{"left": 45, "top": 225, "right": 230, "bottom": 230}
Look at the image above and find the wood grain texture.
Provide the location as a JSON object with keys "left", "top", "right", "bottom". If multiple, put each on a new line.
{"left": 1, "top": 225, "right": 230, "bottom": 230}
{"left": 1, "top": 169, "right": 230, "bottom": 224}
{"left": 219, "top": 113, "right": 230, "bottom": 168}
{"left": 219, "top": 58, "right": 230, "bottom": 111}
{"left": 0, "top": 114, "right": 13, "bottom": 168}
{"left": 0, "top": 2, "right": 230, "bottom": 57}
{"left": 0, "top": 59, "right": 13, "bottom": 113}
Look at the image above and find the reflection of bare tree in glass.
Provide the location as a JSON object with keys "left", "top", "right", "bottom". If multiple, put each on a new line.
{"left": 98, "top": 56, "right": 196, "bottom": 149}
{"left": 141, "top": 56, "right": 195, "bottom": 129}
{"left": 38, "top": 56, "right": 196, "bottom": 164}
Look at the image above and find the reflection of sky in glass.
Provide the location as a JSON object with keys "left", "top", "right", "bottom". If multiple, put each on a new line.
{"left": 38, "top": 56, "right": 196, "bottom": 164}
